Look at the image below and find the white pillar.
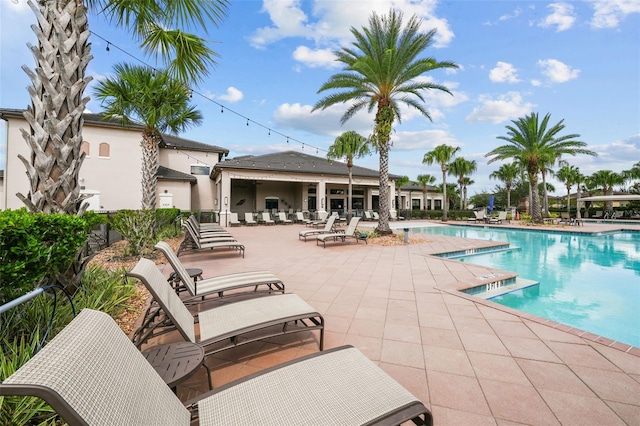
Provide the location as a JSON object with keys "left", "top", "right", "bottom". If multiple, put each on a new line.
{"left": 220, "top": 172, "right": 232, "bottom": 227}
{"left": 317, "top": 180, "right": 326, "bottom": 213}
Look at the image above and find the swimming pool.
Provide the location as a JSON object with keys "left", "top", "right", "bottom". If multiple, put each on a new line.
{"left": 410, "top": 225, "right": 640, "bottom": 347}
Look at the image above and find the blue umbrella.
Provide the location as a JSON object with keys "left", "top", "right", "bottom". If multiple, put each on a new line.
{"left": 489, "top": 195, "right": 494, "bottom": 212}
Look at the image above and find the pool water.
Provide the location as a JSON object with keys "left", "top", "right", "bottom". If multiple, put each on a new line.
{"left": 411, "top": 225, "right": 640, "bottom": 347}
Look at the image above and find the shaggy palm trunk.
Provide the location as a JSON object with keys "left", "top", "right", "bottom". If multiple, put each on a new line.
{"left": 506, "top": 184, "right": 511, "bottom": 209}
{"left": 423, "top": 189, "right": 428, "bottom": 210}
{"left": 17, "top": 0, "right": 93, "bottom": 214}
{"left": 529, "top": 172, "right": 543, "bottom": 222}
{"left": 141, "top": 129, "right": 162, "bottom": 210}
{"left": 566, "top": 185, "right": 572, "bottom": 215}
{"left": 441, "top": 169, "right": 448, "bottom": 221}
{"left": 347, "top": 166, "right": 353, "bottom": 222}
{"left": 374, "top": 104, "right": 393, "bottom": 235}
{"left": 542, "top": 170, "right": 549, "bottom": 217}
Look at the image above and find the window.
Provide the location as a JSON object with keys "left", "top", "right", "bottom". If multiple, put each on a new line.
{"left": 308, "top": 187, "right": 316, "bottom": 194}
{"left": 265, "top": 197, "right": 279, "bottom": 210}
{"left": 412, "top": 199, "right": 421, "bottom": 210}
{"left": 81, "top": 141, "right": 90, "bottom": 156}
{"left": 352, "top": 189, "right": 365, "bottom": 196}
{"left": 98, "top": 142, "right": 110, "bottom": 158}
{"left": 330, "top": 189, "right": 344, "bottom": 195}
{"left": 190, "top": 165, "right": 210, "bottom": 175}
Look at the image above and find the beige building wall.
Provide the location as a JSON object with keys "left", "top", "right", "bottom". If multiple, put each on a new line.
{"left": 157, "top": 180, "right": 192, "bottom": 210}
{"left": 2, "top": 114, "right": 143, "bottom": 211}
{"left": 161, "top": 149, "right": 217, "bottom": 210}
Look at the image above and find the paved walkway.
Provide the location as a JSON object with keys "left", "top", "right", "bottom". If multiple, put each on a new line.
{"left": 142, "top": 219, "right": 640, "bottom": 425}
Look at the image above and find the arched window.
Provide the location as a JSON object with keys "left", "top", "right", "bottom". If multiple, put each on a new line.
{"left": 81, "top": 141, "right": 90, "bottom": 156}
{"left": 98, "top": 142, "right": 110, "bottom": 158}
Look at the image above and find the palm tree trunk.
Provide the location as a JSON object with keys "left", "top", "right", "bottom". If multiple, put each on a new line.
{"left": 442, "top": 170, "right": 448, "bottom": 221}
{"left": 529, "top": 172, "right": 543, "bottom": 222}
{"left": 141, "top": 129, "right": 162, "bottom": 210}
{"left": 374, "top": 104, "right": 393, "bottom": 235}
{"left": 506, "top": 184, "right": 511, "bottom": 210}
{"left": 576, "top": 185, "right": 582, "bottom": 219}
{"left": 566, "top": 186, "right": 571, "bottom": 215}
{"left": 17, "top": 0, "right": 93, "bottom": 214}
{"left": 542, "top": 170, "right": 549, "bottom": 216}
{"left": 423, "top": 189, "right": 428, "bottom": 210}
{"left": 347, "top": 166, "right": 353, "bottom": 221}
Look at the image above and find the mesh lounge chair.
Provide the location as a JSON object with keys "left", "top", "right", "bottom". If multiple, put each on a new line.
{"left": 487, "top": 211, "right": 507, "bottom": 224}
{"left": 184, "top": 220, "right": 236, "bottom": 242}
{"left": 317, "top": 216, "right": 365, "bottom": 248}
{"left": 0, "top": 309, "right": 432, "bottom": 426}
{"left": 188, "top": 215, "right": 224, "bottom": 232}
{"left": 155, "top": 241, "right": 284, "bottom": 300}
{"left": 277, "top": 212, "right": 293, "bottom": 224}
{"left": 389, "top": 210, "right": 404, "bottom": 221}
{"left": 244, "top": 212, "right": 258, "bottom": 226}
{"left": 307, "top": 211, "right": 328, "bottom": 227}
{"left": 467, "top": 210, "right": 486, "bottom": 222}
{"left": 298, "top": 214, "right": 338, "bottom": 241}
{"left": 294, "top": 211, "right": 309, "bottom": 224}
{"left": 260, "top": 212, "right": 276, "bottom": 225}
{"left": 228, "top": 212, "right": 241, "bottom": 227}
{"left": 179, "top": 221, "right": 245, "bottom": 258}
{"left": 127, "top": 258, "right": 324, "bottom": 355}
{"left": 364, "top": 210, "right": 373, "bottom": 221}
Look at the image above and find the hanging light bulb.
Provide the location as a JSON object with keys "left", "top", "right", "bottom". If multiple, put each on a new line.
{"left": 221, "top": 106, "right": 224, "bottom": 113}
{"left": 246, "top": 119, "right": 249, "bottom": 126}
{"left": 268, "top": 129, "right": 271, "bottom": 136}
{"left": 106, "top": 42, "right": 110, "bottom": 52}
{"left": 286, "top": 137, "right": 289, "bottom": 144}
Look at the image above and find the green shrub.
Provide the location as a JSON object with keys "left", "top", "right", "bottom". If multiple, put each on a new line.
{"left": 0, "top": 209, "right": 90, "bottom": 306}
{"left": 0, "top": 265, "right": 137, "bottom": 424}
{"left": 110, "top": 209, "right": 156, "bottom": 256}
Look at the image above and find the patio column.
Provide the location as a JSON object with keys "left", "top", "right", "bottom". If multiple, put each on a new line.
{"left": 220, "top": 172, "right": 232, "bottom": 227}
{"left": 317, "top": 180, "right": 326, "bottom": 213}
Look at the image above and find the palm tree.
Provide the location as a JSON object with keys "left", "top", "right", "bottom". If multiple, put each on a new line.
{"left": 486, "top": 113, "right": 596, "bottom": 223}
{"left": 394, "top": 175, "right": 410, "bottom": 211}
{"left": 462, "top": 177, "right": 474, "bottom": 209}
{"left": 312, "top": 9, "right": 458, "bottom": 235}
{"left": 18, "top": 0, "right": 228, "bottom": 214}
{"left": 574, "top": 170, "right": 586, "bottom": 218}
{"left": 94, "top": 64, "right": 202, "bottom": 210}
{"left": 416, "top": 174, "right": 436, "bottom": 210}
{"left": 556, "top": 164, "right": 579, "bottom": 214}
{"left": 448, "top": 157, "right": 477, "bottom": 209}
{"left": 327, "top": 131, "right": 371, "bottom": 220}
{"left": 590, "top": 170, "right": 625, "bottom": 211}
{"left": 440, "top": 183, "right": 459, "bottom": 212}
{"left": 423, "top": 144, "right": 460, "bottom": 221}
{"left": 489, "top": 163, "right": 519, "bottom": 209}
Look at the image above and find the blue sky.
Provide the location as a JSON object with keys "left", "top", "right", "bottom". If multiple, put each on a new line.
{"left": 1, "top": 0, "right": 639, "bottom": 196}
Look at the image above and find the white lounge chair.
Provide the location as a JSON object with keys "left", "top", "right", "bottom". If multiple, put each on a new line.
{"left": 389, "top": 210, "right": 404, "bottom": 220}
{"left": 299, "top": 215, "right": 337, "bottom": 241}
{"left": 244, "top": 212, "right": 258, "bottom": 226}
{"left": 488, "top": 211, "right": 507, "bottom": 224}
{"left": 179, "top": 222, "right": 245, "bottom": 257}
{"left": 0, "top": 309, "right": 432, "bottom": 426}
{"left": 316, "top": 216, "right": 366, "bottom": 248}
{"left": 260, "top": 212, "right": 276, "bottom": 225}
{"left": 277, "top": 212, "right": 293, "bottom": 224}
{"left": 228, "top": 212, "right": 241, "bottom": 227}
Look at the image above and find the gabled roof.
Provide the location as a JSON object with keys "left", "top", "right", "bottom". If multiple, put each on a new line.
{"left": 400, "top": 182, "right": 440, "bottom": 192}
{"left": 157, "top": 166, "right": 197, "bottom": 183}
{"left": 0, "top": 108, "right": 228, "bottom": 158}
{"left": 214, "top": 150, "right": 401, "bottom": 180}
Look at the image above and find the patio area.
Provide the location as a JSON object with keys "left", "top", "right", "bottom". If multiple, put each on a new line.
{"left": 139, "top": 220, "right": 640, "bottom": 425}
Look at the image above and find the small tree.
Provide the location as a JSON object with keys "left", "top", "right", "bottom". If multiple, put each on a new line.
{"left": 423, "top": 144, "right": 460, "bottom": 221}
{"left": 417, "top": 174, "right": 436, "bottom": 210}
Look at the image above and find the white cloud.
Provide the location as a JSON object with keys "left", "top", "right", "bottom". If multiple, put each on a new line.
{"left": 292, "top": 46, "right": 339, "bottom": 68}
{"left": 537, "top": 59, "right": 580, "bottom": 83}
{"left": 466, "top": 92, "right": 535, "bottom": 124}
{"left": 218, "top": 87, "right": 244, "bottom": 103}
{"left": 391, "top": 129, "right": 461, "bottom": 151}
{"left": 590, "top": 0, "right": 640, "bottom": 29}
{"left": 531, "top": 79, "right": 542, "bottom": 87}
{"left": 273, "top": 102, "right": 374, "bottom": 137}
{"left": 499, "top": 7, "right": 523, "bottom": 22}
{"left": 539, "top": 3, "right": 576, "bottom": 32}
{"left": 489, "top": 62, "right": 520, "bottom": 83}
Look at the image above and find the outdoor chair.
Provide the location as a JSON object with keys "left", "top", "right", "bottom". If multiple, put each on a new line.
{"left": 307, "top": 211, "right": 328, "bottom": 227}
{"left": 184, "top": 220, "right": 235, "bottom": 242}
{"left": 188, "top": 215, "right": 224, "bottom": 232}
{"left": 487, "top": 211, "right": 507, "bottom": 224}
{"left": 260, "top": 212, "right": 276, "bottom": 225}
{"left": 467, "top": 210, "right": 485, "bottom": 222}
{"left": 294, "top": 211, "right": 309, "bottom": 224}
{"left": 316, "top": 216, "right": 366, "bottom": 248}
{"left": 178, "top": 222, "right": 245, "bottom": 258}
{"left": 277, "top": 212, "right": 293, "bottom": 224}
{"left": 228, "top": 212, "right": 241, "bottom": 227}
{"left": 389, "top": 210, "right": 405, "bottom": 220}
{"left": 244, "top": 212, "right": 258, "bottom": 226}
{"left": 0, "top": 309, "right": 432, "bottom": 426}
{"left": 298, "top": 214, "right": 338, "bottom": 241}
{"left": 127, "top": 258, "right": 324, "bottom": 356}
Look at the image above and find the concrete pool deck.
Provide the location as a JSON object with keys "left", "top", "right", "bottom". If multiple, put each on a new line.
{"left": 142, "top": 219, "right": 640, "bottom": 425}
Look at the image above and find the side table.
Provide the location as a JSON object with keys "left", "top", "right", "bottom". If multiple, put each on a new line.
{"left": 168, "top": 268, "right": 203, "bottom": 293}
{"left": 142, "top": 342, "right": 211, "bottom": 392}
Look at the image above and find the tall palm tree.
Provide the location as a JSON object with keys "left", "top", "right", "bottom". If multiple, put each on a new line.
{"left": 556, "top": 164, "right": 579, "bottom": 214}
{"left": 448, "top": 157, "right": 477, "bottom": 209}
{"left": 462, "top": 177, "right": 474, "bottom": 209}
{"left": 327, "top": 130, "right": 371, "bottom": 220}
{"left": 94, "top": 64, "right": 202, "bottom": 210}
{"left": 485, "top": 113, "right": 596, "bottom": 223}
{"left": 18, "top": 0, "right": 227, "bottom": 214}
{"left": 574, "top": 169, "right": 586, "bottom": 218}
{"left": 394, "top": 175, "right": 410, "bottom": 211}
{"left": 590, "top": 170, "right": 625, "bottom": 211}
{"left": 423, "top": 144, "right": 460, "bottom": 221}
{"left": 416, "top": 174, "right": 436, "bottom": 210}
{"left": 489, "top": 163, "right": 519, "bottom": 209}
{"left": 312, "top": 9, "right": 458, "bottom": 235}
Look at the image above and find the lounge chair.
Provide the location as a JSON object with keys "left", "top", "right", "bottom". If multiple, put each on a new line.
{"left": 0, "top": 309, "right": 432, "bottom": 426}
{"left": 592, "top": 210, "right": 603, "bottom": 219}
{"left": 188, "top": 215, "right": 223, "bottom": 232}
{"left": 467, "top": 210, "right": 485, "bottom": 222}
{"left": 487, "top": 211, "right": 507, "bottom": 224}
{"left": 298, "top": 214, "right": 337, "bottom": 241}
{"left": 155, "top": 241, "right": 284, "bottom": 300}
{"left": 228, "top": 212, "right": 241, "bottom": 227}
{"left": 389, "top": 210, "right": 404, "bottom": 220}
{"left": 277, "top": 212, "right": 293, "bottom": 224}
{"left": 127, "top": 258, "right": 324, "bottom": 354}
{"left": 560, "top": 212, "right": 572, "bottom": 225}
{"left": 317, "top": 216, "right": 366, "bottom": 248}
{"left": 183, "top": 220, "right": 237, "bottom": 243}
{"left": 307, "top": 211, "right": 328, "bottom": 227}
{"left": 244, "top": 212, "right": 258, "bottom": 226}
{"left": 294, "top": 211, "right": 309, "bottom": 224}
{"left": 372, "top": 211, "right": 380, "bottom": 220}
{"left": 364, "top": 210, "right": 373, "bottom": 221}
{"left": 260, "top": 212, "right": 276, "bottom": 225}
{"left": 178, "top": 222, "right": 245, "bottom": 258}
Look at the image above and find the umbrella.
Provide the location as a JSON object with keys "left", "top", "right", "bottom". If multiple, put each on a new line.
{"left": 489, "top": 195, "right": 494, "bottom": 212}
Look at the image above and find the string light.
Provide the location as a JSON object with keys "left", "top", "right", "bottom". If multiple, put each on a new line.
{"left": 89, "top": 30, "right": 329, "bottom": 156}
